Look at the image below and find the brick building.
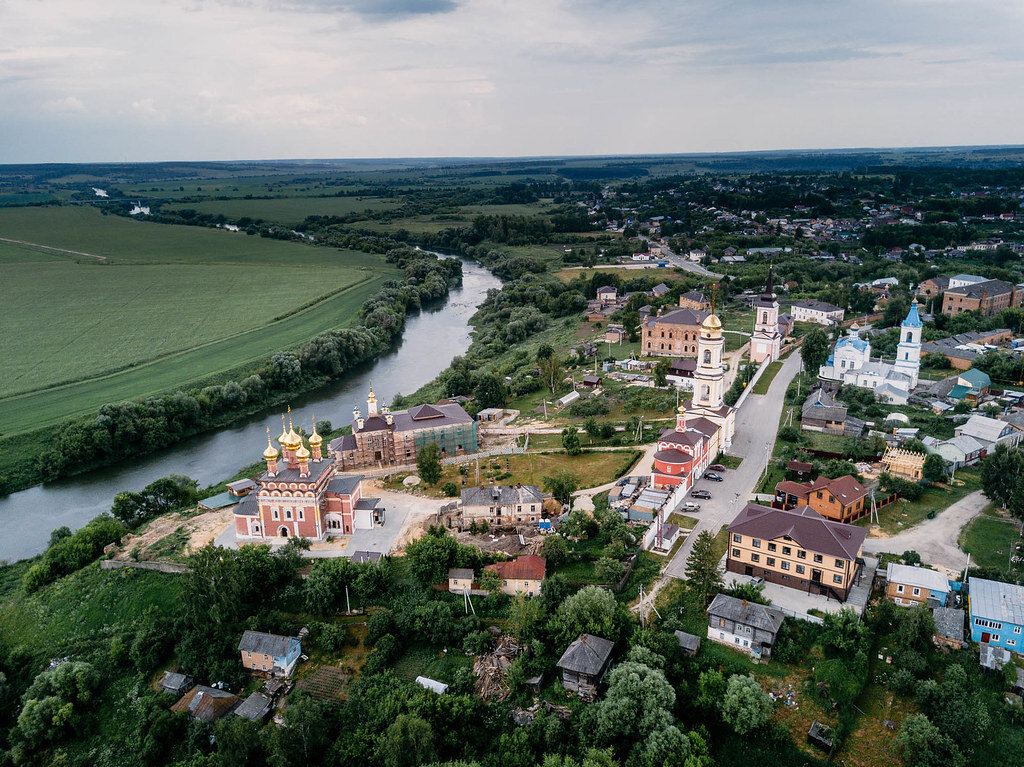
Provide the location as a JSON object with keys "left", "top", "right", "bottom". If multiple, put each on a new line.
{"left": 641, "top": 307, "right": 708, "bottom": 357}
{"left": 773, "top": 474, "right": 869, "bottom": 523}
{"left": 942, "top": 279, "right": 1021, "bottom": 317}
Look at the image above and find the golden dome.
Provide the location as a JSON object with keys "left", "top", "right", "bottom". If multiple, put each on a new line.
{"left": 263, "top": 429, "right": 279, "bottom": 460}
{"left": 677, "top": 403, "right": 686, "bottom": 415}
{"left": 308, "top": 420, "right": 322, "bottom": 446}
{"left": 295, "top": 443, "right": 311, "bottom": 460}
{"left": 278, "top": 414, "right": 290, "bottom": 446}
{"left": 702, "top": 312, "right": 723, "bottom": 331}
{"left": 283, "top": 411, "right": 302, "bottom": 449}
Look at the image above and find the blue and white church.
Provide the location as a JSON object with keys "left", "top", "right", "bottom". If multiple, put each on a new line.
{"left": 818, "top": 299, "right": 922, "bottom": 403}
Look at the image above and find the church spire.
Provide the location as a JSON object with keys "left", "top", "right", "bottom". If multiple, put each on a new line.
{"left": 764, "top": 259, "right": 774, "bottom": 297}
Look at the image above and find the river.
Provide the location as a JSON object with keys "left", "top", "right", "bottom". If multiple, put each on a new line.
{"left": 0, "top": 257, "right": 500, "bottom": 563}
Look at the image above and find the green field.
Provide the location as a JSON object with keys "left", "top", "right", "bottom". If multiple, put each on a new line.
{"left": 164, "top": 195, "right": 402, "bottom": 224}
{"left": 959, "top": 505, "right": 1023, "bottom": 570}
{"left": 0, "top": 206, "right": 396, "bottom": 434}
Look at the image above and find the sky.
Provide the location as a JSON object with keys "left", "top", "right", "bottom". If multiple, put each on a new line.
{"left": 1, "top": 0, "right": 1023, "bottom": 163}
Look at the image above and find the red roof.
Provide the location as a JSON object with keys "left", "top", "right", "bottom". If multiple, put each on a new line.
{"left": 486, "top": 555, "right": 546, "bottom": 582}
{"left": 775, "top": 480, "right": 810, "bottom": 497}
{"left": 807, "top": 475, "right": 868, "bottom": 504}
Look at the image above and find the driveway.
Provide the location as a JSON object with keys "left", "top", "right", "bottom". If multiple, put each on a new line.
{"left": 862, "top": 490, "right": 990, "bottom": 574}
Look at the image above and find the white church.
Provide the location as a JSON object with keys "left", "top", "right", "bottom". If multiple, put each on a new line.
{"left": 750, "top": 266, "right": 782, "bottom": 364}
{"left": 818, "top": 299, "right": 922, "bottom": 404}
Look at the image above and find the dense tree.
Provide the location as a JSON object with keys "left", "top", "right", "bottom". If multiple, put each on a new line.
{"left": 417, "top": 442, "right": 443, "bottom": 485}
{"left": 553, "top": 585, "right": 619, "bottom": 641}
{"left": 980, "top": 443, "right": 1024, "bottom": 518}
{"left": 682, "top": 530, "right": 724, "bottom": 607}
{"left": 922, "top": 453, "right": 947, "bottom": 482}
{"left": 800, "top": 327, "right": 831, "bottom": 373}
{"left": 897, "top": 713, "right": 965, "bottom": 767}
{"left": 561, "top": 427, "right": 582, "bottom": 456}
{"left": 474, "top": 373, "right": 507, "bottom": 408}
{"left": 379, "top": 713, "right": 436, "bottom": 767}
{"left": 543, "top": 470, "right": 580, "bottom": 507}
{"left": 720, "top": 674, "right": 772, "bottom": 735}
{"left": 541, "top": 534, "right": 570, "bottom": 566}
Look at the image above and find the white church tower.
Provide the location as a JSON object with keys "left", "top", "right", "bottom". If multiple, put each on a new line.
{"left": 685, "top": 290, "right": 736, "bottom": 451}
{"left": 893, "top": 298, "right": 922, "bottom": 388}
{"left": 750, "top": 263, "right": 781, "bottom": 363}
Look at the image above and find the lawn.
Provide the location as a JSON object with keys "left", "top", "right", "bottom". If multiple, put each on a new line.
{"left": 958, "top": 504, "right": 1023, "bottom": 570}
{"left": 752, "top": 360, "right": 784, "bottom": 395}
{"left": 392, "top": 645, "right": 474, "bottom": 684}
{"left": 164, "top": 195, "right": 402, "bottom": 224}
{"left": 0, "top": 206, "right": 397, "bottom": 433}
{"left": 869, "top": 470, "right": 981, "bottom": 534}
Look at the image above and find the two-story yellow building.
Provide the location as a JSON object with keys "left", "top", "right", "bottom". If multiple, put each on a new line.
{"left": 726, "top": 503, "right": 867, "bottom": 602}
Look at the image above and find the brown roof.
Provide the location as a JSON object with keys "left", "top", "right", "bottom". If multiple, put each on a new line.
{"left": 807, "top": 475, "right": 868, "bottom": 505}
{"left": 686, "top": 417, "right": 721, "bottom": 437}
{"left": 788, "top": 460, "right": 813, "bottom": 472}
{"left": 728, "top": 503, "right": 866, "bottom": 561}
{"left": 775, "top": 480, "right": 810, "bottom": 498}
{"left": 485, "top": 555, "right": 547, "bottom": 582}
{"left": 642, "top": 308, "right": 708, "bottom": 327}
{"left": 657, "top": 429, "right": 704, "bottom": 447}
{"left": 654, "top": 449, "right": 691, "bottom": 463}
{"left": 171, "top": 686, "right": 239, "bottom": 722}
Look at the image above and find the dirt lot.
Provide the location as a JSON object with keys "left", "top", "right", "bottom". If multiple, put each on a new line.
{"left": 112, "top": 506, "right": 234, "bottom": 561}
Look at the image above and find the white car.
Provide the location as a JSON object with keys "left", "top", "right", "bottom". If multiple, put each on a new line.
{"left": 683, "top": 502, "right": 701, "bottom": 511}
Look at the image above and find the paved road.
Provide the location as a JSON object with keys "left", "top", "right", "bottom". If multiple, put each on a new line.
{"left": 862, "top": 490, "right": 991, "bottom": 574}
{"left": 663, "top": 351, "right": 802, "bottom": 579}
{"left": 643, "top": 237, "right": 725, "bottom": 279}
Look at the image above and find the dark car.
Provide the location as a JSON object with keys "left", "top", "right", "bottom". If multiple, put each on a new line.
{"left": 708, "top": 464, "right": 727, "bottom": 473}
{"left": 705, "top": 472, "right": 724, "bottom": 482}
{"left": 691, "top": 489, "right": 712, "bottom": 499}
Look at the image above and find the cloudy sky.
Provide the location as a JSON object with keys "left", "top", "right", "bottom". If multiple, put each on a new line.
{"left": 1, "top": 0, "right": 1022, "bottom": 163}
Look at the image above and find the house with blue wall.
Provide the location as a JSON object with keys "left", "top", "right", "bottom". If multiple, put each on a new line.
{"left": 238, "top": 630, "right": 303, "bottom": 677}
{"left": 968, "top": 577, "right": 1024, "bottom": 653}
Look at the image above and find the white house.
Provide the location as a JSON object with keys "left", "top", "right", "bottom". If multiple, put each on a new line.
{"left": 791, "top": 299, "right": 844, "bottom": 325}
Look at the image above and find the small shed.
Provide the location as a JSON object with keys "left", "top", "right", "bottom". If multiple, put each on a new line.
{"left": 557, "top": 634, "right": 615, "bottom": 699}
{"left": 477, "top": 407, "right": 505, "bottom": 422}
{"left": 351, "top": 550, "right": 383, "bottom": 564}
{"left": 556, "top": 391, "right": 581, "bottom": 408}
{"left": 674, "top": 630, "right": 701, "bottom": 657}
{"left": 807, "top": 721, "right": 834, "bottom": 751}
{"left": 980, "top": 641, "right": 1012, "bottom": 671}
{"left": 932, "top": 606, "right": 965, "bottom": 649}
{"left": 160, "top": 671, "right": 194, "bottom": 697}
{"left": 581, "top": 375, "right": 602, "bottom": 388}
{"left": 227, "top": 478, "right": 257, "bottom": 497}
{"left": 171, "top": 685, "right": 239, "bottom": 722}
{"left": 415, "top": 676, "right": 448, "bottom": 694}
{"left": 233, "top": 692, "right": 274, "bottom": 721}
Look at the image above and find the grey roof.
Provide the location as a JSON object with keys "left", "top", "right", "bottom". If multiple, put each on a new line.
{"left": 234, "top": 493, "right": 258, "bottom": 517}
{"left": 707, "top": 593, "right": 785, "bottom": 635}
{"left": 957, "top": 415, "right": 1013, "bottom": 444}
{"left": 416, "top": 676, "right": 449, "bottom": 694}
{"left": 557, "top": 634, "right": 615, "bottom": 675}
{"left": 937, "top": 434, "right": 986, "bottom": 456}
{"left": 969, "top": 577, "right": 1024, "bottom": 626}
{"left": 351, "top": 550, "right": 383, "bottom": 563}
{"left": 327, "top": 474, "right": 363, "bottom": 495}
{"left": 802, "top": 389, "right": 847, "bottom": 422}
{"left": 674, "top": 630, "right": 701, "bottom": 652}
{"left": 792, "top": 299, "right": 842, "bottom": 313}
{"left": 160, "top": 671, "right": 192, "bottom": 692}
{"left": 886, "top": 563, "right": 950, "bottom": 593}
{"left": 980, "top": 641, "right": 1012, "bottom": 670}
{"left": 679, "top": 290, "right": 706, "bottom": 303}
{"left": 354, "top": 497, "right": 381, "bottom": 510}
{"left": 227, "top": 479, "right": 257, "bottom": 493}
{"left": 354, "top": 402, "right": 475, "bottom": 434}
{"left": 328, "top": 433, "right": 358, "bottom": 453}
{"left": 932, "top": 607, "right": 965, "bottom": 642}
{"left": 238, "top": 631, "right": 297, "bottom": 657}
{"left": 449, "top": 568, "right": 474, "bottom": 580}
{"left": 461, "top": 484, "right": 543, "bottom": 507}
{"left": 642, "top": 307, "right": 708, "bottom": 327}
{"left": 945, "top": 278, "right": 1014, "bottom": 298}
{"left": 234, "top": 692, "right": 274, "bottom": 721}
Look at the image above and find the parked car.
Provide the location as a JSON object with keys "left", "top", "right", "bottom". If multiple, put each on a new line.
{"left": 691, "top": 489, "right": 712, "bottom": 499}
{"left": 708, "top": 464, "right": 727, "bottom": 473}
{"left": 705, "top": 472, "right": 724, "bottom": 482}
{"left": 750, "top": 576, "right": 764, "bottom": 585}
{"left": 683, "top": 502, "right": 701, "bottom": 511}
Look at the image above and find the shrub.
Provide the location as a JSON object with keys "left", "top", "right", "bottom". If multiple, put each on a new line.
{"left": 441, "top": 482, "right": 459, "bottom": 497}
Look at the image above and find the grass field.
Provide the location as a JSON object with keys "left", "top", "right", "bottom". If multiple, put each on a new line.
{"left": 752, "top": 360, "right": 784, "bottom": 395}
{"left": 0, "top": 206, "right": 397, "bottom": 434}
{"left": 164, "top": 195, "right": 402, "bottom": 224}
{"left": 959, "top": 504, "right": 1023, "bottom": 570}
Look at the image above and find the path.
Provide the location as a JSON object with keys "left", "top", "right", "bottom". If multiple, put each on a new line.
{"left": 572, "top": 443, "right": 660, "bottom": 512}
{"left": 663, "top": 351, "right": 802, "bottom": 579}
{"left": 0, "top": 236, "right": 108, "bottom": 260}
{"left": 862, "top": 490, "right": 990, "bottom": 574}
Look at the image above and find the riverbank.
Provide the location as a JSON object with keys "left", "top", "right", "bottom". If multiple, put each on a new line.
{"left": 0, "top": 247, "right": 461, "bottom": 497}
{"left": 0, "top": 259, "right": 500, "bottom": 562}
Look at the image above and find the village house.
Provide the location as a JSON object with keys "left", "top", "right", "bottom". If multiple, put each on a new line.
{"left": 968, "top": 577, "right": 1024, "bottom": 653}
{"left": 596, "top": 285, "right": 618, "bottom": 303}
{"left": 678, "top": 290, "right": 711, "bottom": 311}
{"left": 800, "top": 389, "right": 854, "bottom": 435}
{"left": 947, "top": 368, "right": 992, "bottom": 406}
{"left": 884, "top": 563, "right": 951, "bottom": 607}
{"left": 557, "top": 634, "right": 615, "bottom": 698}
{"left": 651, "top": 282, "right": 670, "bottom": 298}
{"left": 238, "top": 630, "right": 302, "bottom": 677}
{"left": 460, "top": 484, "right": 544, "bottom": 526}
{"left": 955, "top": 413, "right": 1021, "bottom": 451}
{"left": 329, "top": 388, "right": 478, "bottom": 471}
{"left": 917, "top": 276, "right": 950, "bottom": 298}
{"left": 942, "top": 278, "right": 1021, "bottom": 317}
{"left": 773, "top": 475, "right": 869, "bottom": 524}
{"left": 921, "top": 328, "right": 1013, "bottom": 370}
{"left": 484, "top": 555, "right": 546, "bottom": 597}
{"left": 604, "top": 325, "right": 628, "bottom": 343}
{"left": 790, "top": 299, "right": 845, "bottom": 325}
{"left": 447, "top": 568, "right": 478, "bottom": 594}
{"left": 171, "top": 686, "right": 240, "bottom": 722}
{"left": 926, "top": 433, "right": 987, "bottom": 469}
{"left": 641, "top": 308, "right": 708, "bottom": 358}
{"left": 726, "top": 503, "right": 867, "bottom": 601}
{"left": 933, "top": 606, "right": 966, "bottom": 650}
{"left": 665, "top": 358, "right": 697, "bottom": 389}
{"left": 234, "top": 692, "right": 275, "bottom": 722}
{"left": 674, "top": 630, "right": 701, "bottom": 657}
{"left": 706, "top": 593, "right": 785, "bottom": 660}
{"left": 881, "top": 447, "right": 926, "bottom": 480}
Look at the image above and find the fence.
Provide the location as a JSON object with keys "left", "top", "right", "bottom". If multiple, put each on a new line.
{"left": 442, "top": 446, "right": 525, "bottom": 466}
{"left": 770, "top": 604, "right": 824, "bottom": 624}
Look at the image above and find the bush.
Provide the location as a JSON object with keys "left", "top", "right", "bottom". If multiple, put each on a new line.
{"left": 778, "top": 425, "right": 800, "bottom": 442}
{"left": 441, "top": 482, "right": 459, "bottom": 497}
{"left": 24, "top": 515, "right": 127, "bottom": 591}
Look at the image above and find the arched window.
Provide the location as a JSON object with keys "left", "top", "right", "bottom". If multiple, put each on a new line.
{"left": 762, "top": 312, "right": 768, "bottom": 323}
{"left": 906, "top": 332, "right": 912, "bottom": 342}
{"left": 704, "top": 350, "right": 711, "bottom": 365}
{"left": 701, "top": 384, "right": 710, "bottom": 400}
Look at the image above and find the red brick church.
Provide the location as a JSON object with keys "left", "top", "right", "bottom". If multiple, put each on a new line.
{"left": 233, "top": 412, "right": 382, "bottom": 542}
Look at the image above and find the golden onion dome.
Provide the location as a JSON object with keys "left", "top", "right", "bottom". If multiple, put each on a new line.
{"left": 701, "top": 312, "right": 723, "bottom": 331}
{"left": 309, "top": 428, "right": 322, "bottom": 446}
{"left": 278, "top": 414, "right": 290, "bottom": 446}
{"left": 677, "top": 403, "right": 686, "bottom": 415}
{"left": 263, "top": 429, "right": 279, "bottom": 460}
{"left": 295, "top": 443, "right": 311, "bottom": 460}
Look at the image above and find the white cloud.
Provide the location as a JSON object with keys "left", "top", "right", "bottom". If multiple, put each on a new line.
{"left": 0, "top": 0, "right": 1021, "bottom": 161}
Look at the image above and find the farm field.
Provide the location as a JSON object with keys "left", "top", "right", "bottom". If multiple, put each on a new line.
{"left": 164, "top": 195, "right": 402, "bottom": 223}
{"left": 0, "top": 206, "right": 398, "bottom": 434}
